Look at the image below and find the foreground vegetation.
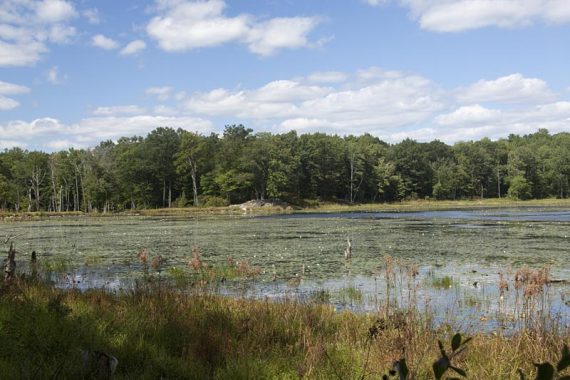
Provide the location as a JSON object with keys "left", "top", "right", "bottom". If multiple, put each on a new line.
{"left": 0, "top": 127, "right": 569, "bottom": 213}
{"left": 1, "top": 252, "right": 569, "bottom": 379}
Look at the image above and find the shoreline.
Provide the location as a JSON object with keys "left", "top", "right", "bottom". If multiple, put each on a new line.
{"left": 2, "top": 198, "right": 570, "bottom": 221}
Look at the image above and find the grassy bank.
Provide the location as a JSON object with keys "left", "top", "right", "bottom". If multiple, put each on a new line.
{"left": 2, "top": 198, "right": 570, "bottom": 220}
{"left": 0, "top": 276, "right": 568, "bottom": 379}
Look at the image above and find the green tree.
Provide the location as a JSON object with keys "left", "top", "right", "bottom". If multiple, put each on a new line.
{"left": 176, "top": 131, "right": 206, "bottom": 206}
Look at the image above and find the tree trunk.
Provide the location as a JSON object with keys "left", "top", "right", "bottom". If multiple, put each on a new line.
{"left": 162, "top": 179, "right": 166, "bottom": 208}
{"left": 168, "top": 182, "right": 172, "bottom": 208}
{"left": 497, "top": 166, "right": 501, "bottom": 198}
{"left": 188, "top": 158, "right": 199, "bottom": 207}
{"left": 74, "top": 172, "right": 79, "bottom": 212}
{"left": 27, "top": 187, "right": 32, "bottom": 212}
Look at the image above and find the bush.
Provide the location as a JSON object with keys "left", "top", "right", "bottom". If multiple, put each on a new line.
{"left": 508, "top": 175, "right": 532, "bottom": 200}
{"left": 199, "top": 195, "right": 229, "bottom": 207}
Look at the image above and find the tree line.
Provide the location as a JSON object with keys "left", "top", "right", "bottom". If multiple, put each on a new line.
{"left": 0, "top": 126, "right": 568, "bottom": 212}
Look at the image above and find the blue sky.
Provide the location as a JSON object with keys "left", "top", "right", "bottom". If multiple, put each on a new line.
{"left": 1, "top": 0, "right": 570, "bottom": 151}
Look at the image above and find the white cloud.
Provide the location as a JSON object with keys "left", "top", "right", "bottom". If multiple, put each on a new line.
{"left": 0, "top": 40, "right": 46, "bottom": 66}
{"left": 357, "top": 66, "right": 404, "bottom": 81}
{"left": 146, "top": 0, "right": 320, "bottom": 56}
{"left": 2, "top": 68, "right": 570, "bottom": 149}
{"left": 0, "top": 80, "right": 30, "bottom": 111}
{"left": 83, "top": 8, "right": 100, "bottom": 24}
{"left": 456, "top": 74, "right": 555, "bottom": 104}
{"left": 363, "top": 0, "right": 388, "bottom": 5}
{"left": 92, "top": 34, "right": 119, "bottom": 50}
{"left": 307, "top": 71, "right": 348, "bottom": 84}
{"left": 432, "top": 102, "right": 570, "bottom": 142}
{"left": 35, "top": 0, "right": 77, "bottom": 23}
{"left": 120, "top": 39, "right": 146, "bottom": 56}
{"left": 145, "top": 86, "right": 173, "bottom": 101}
{"left": 436, "top": 104, "right": 502, "bottom": 125}
{"left": 184, "top": 70, "right": 445, "bottom": 133}
{"left": 92, "top": 105, "right": 147, "bottom": 116}
{"left": 46, "top": 65, "right": 66, "bottom": 84}
{"left": 0, "top": 95, "right": 19, "bottom": 110}
{"left": 246, "top": 17, "right": 319, "bottom": 56}
{"left": 0, "top": 0, "right": 77, "bottom": 66}
{"left": 0, "top": 139, "right": 25, "bottom": 149}
{"left": 0, "top": 80, "right": 30, "bottom": 95}
{"left": 372, "top": 0, "right": 570, "bottom": 32}
{"left": 153, "top": 105, "right": 178, "bottom": 115}
{"left": 0, "top": 115, "right": 214, "bottom": 150}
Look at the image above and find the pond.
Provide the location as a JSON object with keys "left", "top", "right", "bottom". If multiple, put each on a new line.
{"left": 1, "top": 206, "right": 569, "bottom": 331}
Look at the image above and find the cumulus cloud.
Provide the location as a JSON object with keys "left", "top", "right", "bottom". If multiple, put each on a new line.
{"left": 146, "top": 0, "right": 320, "bottom": 56}
{"left": 0, "top": 80, "right": 30, "bottom": 111}
{"left": 92, "top": 34, "right": 119, "bottom": 50}
{"left": 456, "top": 74, "right": 555, "bottom": 104}
{"left": 0, "top": 0, "right": 77, "bottom": 66}
{"left": 83, "top": 8, "right": 100, "bottom": 24}
{"left": 307, "top": 71, "right": 348, "bottom": 84}
{"left": 145, "top": 86, "right": 173, "bottom": 101}
{"left": 0, "top": 95, "right": 19, "bottom": 111}
{"left": 184, "top": 70, "right": 446, "bottom": 134}
{"left": 0, "top": 80, "right": 30, "bottom": 95}
{"left": 35, "top": 0, "right": 77, "bottom": 23}
{"left": 368, "top": 0, "right": 570, "bottom": 32}
{"left": 436, "top": 104, "right": 502, "bottom": 125}
{"left": 46, "top": 65, "right": 66, "bottom": 84}
{"left": 1, "top": 68, "right": 570, "bottom": 149}
{"left": 0, "top": 115, "right": 214, "bottom": 150}
{"left": 432, "top": 102, "right": 570, "bottom": 141}
{"left": 92, "top": 105, "right": 147, "bottom": 116}
{"left": 120, "top": 39, "right": 146, "bottom": 56}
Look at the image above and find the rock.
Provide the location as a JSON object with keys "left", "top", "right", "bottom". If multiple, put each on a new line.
{"left": 232, "top": 199, "right": 292, "bottom": 211}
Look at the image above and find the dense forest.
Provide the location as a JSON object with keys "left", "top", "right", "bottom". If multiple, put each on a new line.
{"left": 0, "top": 127, "right": 568, "bottom": 212}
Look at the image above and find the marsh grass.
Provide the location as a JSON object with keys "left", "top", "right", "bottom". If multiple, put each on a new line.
{"left": 338, "top": 285, "right": 364, "bottom": 305}
{"left": 430, "top": 275, "right": 455, "bottom": 289}
{"left": 0, "top": 245, "right": 569, "bottom": 379}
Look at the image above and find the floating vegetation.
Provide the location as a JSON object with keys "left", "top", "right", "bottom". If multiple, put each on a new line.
{"left": 430, "top": 275, "right": 454, "bottom": 289}
{"left": 338, "top": 285, "right": 364, "bottom": 304}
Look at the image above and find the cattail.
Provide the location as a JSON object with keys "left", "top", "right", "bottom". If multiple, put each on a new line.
{"left": 344, "top": 238, "right": 352, "bottom": 260}
{"left": 189, "top": 247, "right": 202, "bottom": 270}
{"left": 498, "top": 273, "right": 509, "bottom": 295}
{"left": 151, "top": 255, "right": 163, "bottom": 272}
{"left": 137, "top": 249, "right": 148, "bottom": 264}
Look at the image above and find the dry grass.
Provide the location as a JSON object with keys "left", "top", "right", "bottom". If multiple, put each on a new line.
{"left": 1, "top": 271, "right": 568, "bottom": 379}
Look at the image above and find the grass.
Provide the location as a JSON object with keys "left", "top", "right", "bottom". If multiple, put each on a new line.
{"left": 0, "top": 273, "right": 568, "bottom": 379}
{"left": 2, "top": 197, "right": 569, "bottom": 220}
{"left": 429, "top": 275, "right": 455, "bottom": 289}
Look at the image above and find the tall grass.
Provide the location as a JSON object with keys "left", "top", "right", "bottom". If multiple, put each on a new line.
{"left": 0, "top": 247, "right": 568, "bottom": 378}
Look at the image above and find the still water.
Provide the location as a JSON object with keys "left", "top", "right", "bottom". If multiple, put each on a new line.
{"left": 2, "top": 207, "right": 569, "bottom": 329}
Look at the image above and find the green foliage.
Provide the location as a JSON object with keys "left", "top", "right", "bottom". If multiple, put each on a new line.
{"left": 432, "top": 333, "right": 471, "bottom": 379}
{"left": 0, "top": 128, "right": 568, "bottom": 212}
{"left": 199, "top": 195, "right": 229, "bottom": 207}
{"left": 338, "top": 285, "right": 363, "bottom": 304}
{"left": 518, "top": 344, "right": 570, "bottom": 380}
{"left": 509, "top": 175, "right": 533, "bottom": 200}
{"left": 430, "top": 276, "right": 454, "bottom": 289}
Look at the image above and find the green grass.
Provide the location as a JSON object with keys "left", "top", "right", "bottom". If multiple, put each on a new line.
{"left": 430, "top": 275, "right": 455, "bottom": 289}
{"left": 0, "top": 277, "right": 568, "bottom": 379}
{"left": 338, "top": 285, "right": 364, "bottom": 304}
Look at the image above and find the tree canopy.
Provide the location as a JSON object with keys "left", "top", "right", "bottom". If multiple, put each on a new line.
{"left": 0, "top": 127, "right": 568, "bottom": 211}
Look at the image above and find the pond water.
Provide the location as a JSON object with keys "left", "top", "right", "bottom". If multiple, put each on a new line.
{"left": 1, "top": 207, "right": 569, "bottom": 330}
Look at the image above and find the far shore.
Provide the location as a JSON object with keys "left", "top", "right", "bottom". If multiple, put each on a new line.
{"left": 1, "top": 197, "right": 570, "bottom": 221}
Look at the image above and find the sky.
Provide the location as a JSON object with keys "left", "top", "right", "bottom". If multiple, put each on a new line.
{"left": 1, "top": 0, "right": 570, "bottom": 152}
